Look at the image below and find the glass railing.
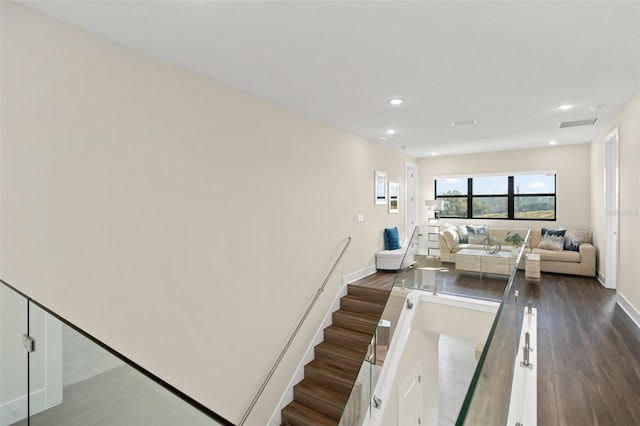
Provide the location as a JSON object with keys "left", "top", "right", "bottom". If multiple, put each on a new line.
{"left": 337, "top": 225, "right": 532, "bottom": 425}
{"left": 455, "top": 257, "right": 527, "bottom": 425}
{"left": 0, "top": 281, "right": 232, "bottom": 426}
{"left": 338, "top": 226, "right": 420, "bottom": 426}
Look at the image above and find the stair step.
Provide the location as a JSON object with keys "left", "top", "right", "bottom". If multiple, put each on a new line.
{"left": 340, "top": 295, "right": 386, "bottom": 316}
{"left": 304, "top": 359, "right": 359, "bottom": 394}
{"left": 281, "top": 400, "right": 336, "bottom": 426}
{"left": 324, "top": 325, "right": 372, "bottom": 350}
{"left": 347, "top": 284, "right": 390, "bottom": 303}
{"left": 294, "top": 380, "right": 349, "bottom": 420}
{"left": 332, "top": 309, "right": 379, "bottom": 334}
{"left": 314, "top": 341, "right": 367, "bottom": 372}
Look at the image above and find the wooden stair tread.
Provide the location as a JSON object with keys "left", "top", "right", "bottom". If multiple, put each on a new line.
{"left": 324, "top": 325, "right": 372, "bottom": 349}
{"left": 347, "top": 283, "right": 391, "bottom": 302}
{"left": 305, "top": 359, "right": 360, "bottom": 388}
{"left": 332, "top": 309, "right": 379, "bottom": 334}
{"left": 340, "top": 295, "right": 386, "bottom": 316}
{"left": 281, "top": 400, "right": 336, "bottom": 426}
{"left": 294, "top": 380, "right": 350, "bottom": 419}
{"left": 315, "top": 341, "right": 367, "bottom": 362}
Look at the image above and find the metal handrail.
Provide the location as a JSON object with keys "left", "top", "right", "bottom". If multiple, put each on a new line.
{"left": 238, "top": 236, "right": 352, "bottom": 426}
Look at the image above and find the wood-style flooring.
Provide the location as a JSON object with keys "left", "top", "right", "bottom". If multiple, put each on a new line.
{"left": 10, "top": 257, "right": 640, "bottom": 425}
{"left": 352, "top": 255, "right": 640, "bottom": 425}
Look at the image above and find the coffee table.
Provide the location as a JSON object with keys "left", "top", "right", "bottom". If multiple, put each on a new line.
{"left": 455, "top": 249, "right": 518, "bottom": 278}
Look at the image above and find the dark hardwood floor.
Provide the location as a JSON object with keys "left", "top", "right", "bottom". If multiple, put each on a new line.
{"left": 351, "top": 256, "right": 640, "bottom": 425}
{"left": 12, "top": 259, "right": 639, "bottom": 425}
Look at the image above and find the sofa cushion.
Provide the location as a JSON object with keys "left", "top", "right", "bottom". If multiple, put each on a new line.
{"left": 538, "top": 228, "right": 566, "bottom": 251}
{"left": 564, "top": 229, "right": 589, "bottom": 252}
{"left": 384, "top": 227, "right": 401, "bottom": 250}
{"left": 532, "top": 248, "right": 581, "bottom": 262}
{"left": 466, "top": 225, "right": 487, "bottom": 244}
{"left": 441, "top": 227, "right": 460, "bottom": 251}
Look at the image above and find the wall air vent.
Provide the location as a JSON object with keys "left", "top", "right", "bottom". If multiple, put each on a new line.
{"left": 559, "top": 118, "right": 598, "bottom": 128}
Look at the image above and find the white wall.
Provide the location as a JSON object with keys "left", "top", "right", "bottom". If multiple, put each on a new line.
{"left": 0, "top": 3, "right": 415, "bottom": 423}
{"left": 418, "top": 144, "right": 592, "bottom": 230}
{"left": 590, "top": 92, "right": 640, "bottom": 324}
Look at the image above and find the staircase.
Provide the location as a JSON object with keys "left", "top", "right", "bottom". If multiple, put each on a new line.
{"left": 281, "top": 284, "right": 391, "bottom": 425}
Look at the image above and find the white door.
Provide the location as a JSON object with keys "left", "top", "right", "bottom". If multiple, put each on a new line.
{"left": 405, "top": 162, "right": 419, "bottom": 243}
{"left": 398, "top": 363, "right": 422, "bottom": 426}
{"left": 604, "top": 128, "right": 619, "bottom": 289}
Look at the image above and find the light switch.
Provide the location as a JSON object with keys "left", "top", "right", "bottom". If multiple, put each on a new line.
{"left": 357, "top": 214, "right": 364, "bottom": 222}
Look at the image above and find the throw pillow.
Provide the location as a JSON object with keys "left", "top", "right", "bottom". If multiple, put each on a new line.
{"left": 564, "top": 229, "right": 588, "bottom": 252}
{"left": 538, "top": 228, "right": 566, "bottom": 251}
{"left": 466, "top": 225, "right": 487, "bottom": 244}
{"left": 457, "top": 225, "right": 469, "bottom": 244}
{"left": 384, "top": 227, "right": 401, "bottom": 250}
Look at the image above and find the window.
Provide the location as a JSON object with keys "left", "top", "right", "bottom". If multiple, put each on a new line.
{"left": 472, "top": 176, "right": 508, "bottom": 219}
{"left": 514, "top": 174, "right": 556, "bottom": 219}
{"left": 435, "top": 173, "right": 556, "bottom": 220}
{"left": 435, "top": 178, "right": 467, "bottom": 217}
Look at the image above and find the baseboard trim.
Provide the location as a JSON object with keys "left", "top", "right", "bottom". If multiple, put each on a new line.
{"left": 267, "top": 266, "right": 377, "bottom": 426}
{"left": 0, "top": 388, "right": 46, "bottom": 426}
{"left": 342, "top": 265, "right": 377, "bottom": 286}
{"left": 596, "top": 269, "right": 606, "bottom": 287}
{"left": 617, "top": 292, "right": 640, "bottom": 332}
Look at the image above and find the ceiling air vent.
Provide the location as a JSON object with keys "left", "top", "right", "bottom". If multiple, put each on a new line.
{"left": 559, "top": 118, "right": 598, "bottom": 128}
{"left": 451, "top": 119, "right": 477, "bottom": 127}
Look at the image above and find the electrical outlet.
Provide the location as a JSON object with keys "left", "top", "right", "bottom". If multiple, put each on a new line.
{"left": 357, "top": 214, "right": 364, "bottom": 222}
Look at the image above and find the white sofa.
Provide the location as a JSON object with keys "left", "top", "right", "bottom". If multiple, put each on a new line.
{"left": 438, "top": 225, "right": 596, "bottom": 277}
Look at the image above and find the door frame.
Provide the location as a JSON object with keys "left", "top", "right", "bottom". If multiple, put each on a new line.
{"left": 398, "top": 360, "right": 422, "bottom": 426}
{"left": 604, "top": 128, "right": 619, "bottom": 289}
{"left": 404, "top": 161, "right": 419, "bottom": 244}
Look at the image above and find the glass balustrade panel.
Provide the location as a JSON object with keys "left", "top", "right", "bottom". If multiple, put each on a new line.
{"left": 455, "top": 265, "right": 526, "bottom": 425}
{"left": 26, "top": 301, "right": 221, "bottom": 426}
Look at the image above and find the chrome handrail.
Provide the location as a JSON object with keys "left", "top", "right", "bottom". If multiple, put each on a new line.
{"left": 238, "top": 236, "right": 352, "bottom": 426}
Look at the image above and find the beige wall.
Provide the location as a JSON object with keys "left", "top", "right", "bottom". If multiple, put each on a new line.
{"left": 0, "top": 4, "right": 415, "bottom": 423}
{"left": 591, "top": 92, "right": 640, "bottom": 321}
{"left": 418, "top": 144, "right": 592, "bottom": 230}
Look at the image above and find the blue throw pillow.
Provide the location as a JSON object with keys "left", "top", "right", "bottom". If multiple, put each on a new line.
{"left": 384, "top": 227, "right": 401, "bottom": 250}
{"left": 538, "top": 228, "right": 566, "bottom": 251}
{"left": 466, "top": 225, "right": 487, "bottom": 244}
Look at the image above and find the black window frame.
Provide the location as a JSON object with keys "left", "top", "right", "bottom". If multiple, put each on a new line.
{"left": 435, "top": 174, "right": 557, "bottom": 221}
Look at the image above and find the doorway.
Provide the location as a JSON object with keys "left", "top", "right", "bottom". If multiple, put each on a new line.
{"left": 604, "top": 128, "right": 619, "bottom": 289}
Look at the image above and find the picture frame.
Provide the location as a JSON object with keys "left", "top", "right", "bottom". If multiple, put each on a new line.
{"left": 375, "top": 170, "right": 387, "bottom": 205}
{"left": 388, "top": 182, "right": 399, "bottom": 213}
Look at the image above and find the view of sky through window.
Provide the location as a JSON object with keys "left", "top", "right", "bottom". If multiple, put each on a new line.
{"left": 514, "top": 174, "right": 555, "bottom": 194}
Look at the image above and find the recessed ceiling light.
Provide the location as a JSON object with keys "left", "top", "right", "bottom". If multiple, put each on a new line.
{"left": 386, "top": 128, "right": 396, "bottom": 135}
{"left": 549, "top": 140, "right": 558, "bottom": 145}
{"left": 389, "top": 98, "right": 404, "bottom": 105}
{"left": 589, "top": 104, "right": 604, "bottom": 112}
{"left": 557, "top": 104, "right": 574, "bottom": 111}
{"left": 380, "top": 136, "right": 388, "bottom": 140}
{"left": 431, "top": 152, "right": 438, "bottom": 156}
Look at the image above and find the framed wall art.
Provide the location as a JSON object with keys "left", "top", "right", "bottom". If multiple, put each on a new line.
{"left": 375, "top": 170, "right": 387, "bottom": 205}
{"left": 388, "top": 182, "right": 399, "bottom": 213}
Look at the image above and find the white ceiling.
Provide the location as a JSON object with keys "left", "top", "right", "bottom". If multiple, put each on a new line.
{"left": 16, "top": 1, "right": 640, "bottom": 157}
